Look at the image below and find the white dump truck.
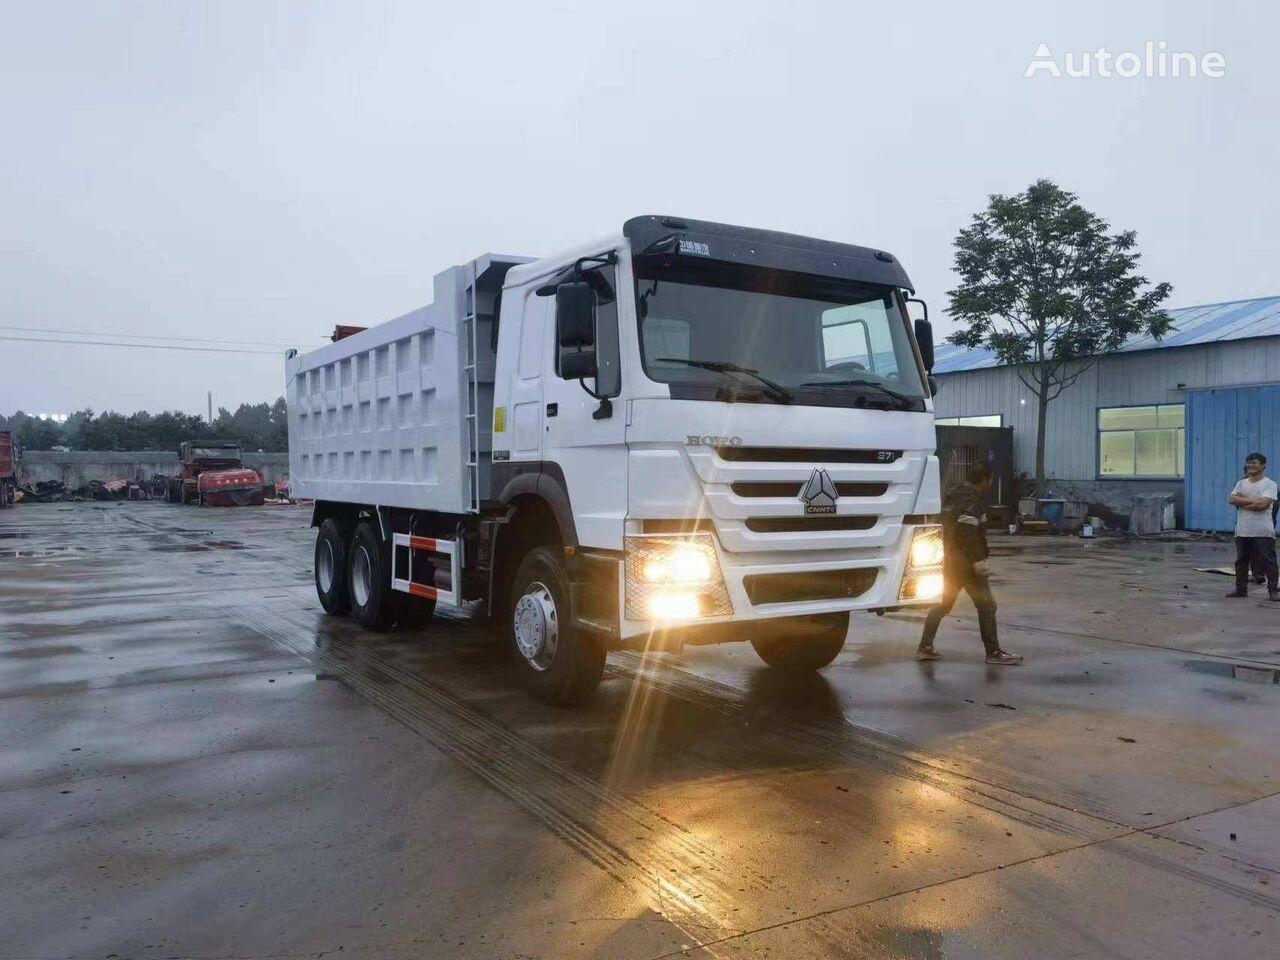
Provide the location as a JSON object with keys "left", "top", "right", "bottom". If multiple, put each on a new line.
{"left": 286, "top": 216, "right": 944, "bottom": 704}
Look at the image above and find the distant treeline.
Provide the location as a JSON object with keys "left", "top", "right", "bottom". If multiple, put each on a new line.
{"left": 0, "top": 399, "right": 289, "bottom": 452}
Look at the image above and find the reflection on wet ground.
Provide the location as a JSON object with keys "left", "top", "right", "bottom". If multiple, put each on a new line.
{"left": 1, "top": 503, "right": 1277, "bottom": 959}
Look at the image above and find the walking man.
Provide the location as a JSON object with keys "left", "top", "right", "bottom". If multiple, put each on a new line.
{"left": 1227, "top": 452, "right": 1279, "bottom": 600}
{"left": 916, "top": 462, "right": 1023, "bottom": 664}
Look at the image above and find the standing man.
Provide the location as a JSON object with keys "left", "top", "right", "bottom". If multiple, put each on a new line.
{"left": 1227, "top": 452, "right": 1279, "bottom": 600}
{"left": 916, "top": 462, "right": 1023, "bottom": 664}
{"left": 1249, "top": 495, "right": 1279, "bottom": 584}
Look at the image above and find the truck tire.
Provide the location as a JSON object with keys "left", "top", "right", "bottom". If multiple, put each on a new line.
{"left": 347, "top": 521, "right": 397, "bottom": 631}
{"left": 750, "top": 613, "right": 850, "bottom": 671}
{"left": 508, "top": 545, "right": 604, "bottom": 706}
{"left": 314, "top": 518, "right": 352, "bottom": 615}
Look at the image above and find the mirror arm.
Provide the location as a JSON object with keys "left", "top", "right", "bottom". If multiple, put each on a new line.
{"left": 577, "top": 378, "right": 613, "bottom": 420}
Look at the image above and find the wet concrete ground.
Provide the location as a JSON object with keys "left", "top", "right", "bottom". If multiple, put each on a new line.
{"left": 1, "top": 501, "right": 1277, "bottom": 959}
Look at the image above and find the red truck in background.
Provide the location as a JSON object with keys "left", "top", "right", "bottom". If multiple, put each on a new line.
{"left": 165, "top": 441, "right": 266, "bottom": 507}
{"left": 0, "top": 431, "right": 15, "bottom": 508}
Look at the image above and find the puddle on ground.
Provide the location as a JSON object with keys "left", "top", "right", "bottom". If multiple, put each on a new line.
{"left": 1183, "top": 659, "right": 1280, "bottom": 683}
{"left": 2, "top": 546, "right": 85, "bottom": 558}
{"left": 2, "top": 644, "right": 84, "bottom": 659}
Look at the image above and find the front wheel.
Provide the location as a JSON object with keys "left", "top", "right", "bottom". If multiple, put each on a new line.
{"left": 508, "top": 546, "right": 604, "bottom": 706}
{"left": 750, "top": 613, "right": 850, "bottom": 671}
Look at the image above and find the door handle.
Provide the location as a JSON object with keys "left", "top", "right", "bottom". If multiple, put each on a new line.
{"left": 545, "top": 403, "right": 558, "bottom": 418}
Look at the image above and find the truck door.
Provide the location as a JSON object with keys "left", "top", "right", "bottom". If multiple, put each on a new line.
{"left": 543, "top": 257, "right": 627, "bottom": 550}
{"left": 505, "top": 286, "right": 548, "bottom": 465}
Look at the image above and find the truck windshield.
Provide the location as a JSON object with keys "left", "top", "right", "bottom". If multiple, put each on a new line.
{"left": 634, "top": 260, "right": 927, "bottom": 410}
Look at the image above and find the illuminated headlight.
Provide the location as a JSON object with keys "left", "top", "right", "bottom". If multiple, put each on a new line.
{"left": 625, "top": 534, "right": 733, "bottom": 620}
{"left": 899, "top": 525, "right": 945, "bottom": 602}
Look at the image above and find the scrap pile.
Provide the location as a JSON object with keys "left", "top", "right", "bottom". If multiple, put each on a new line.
{"left": 18, "top": 478, "right": 147, "bottom": 502}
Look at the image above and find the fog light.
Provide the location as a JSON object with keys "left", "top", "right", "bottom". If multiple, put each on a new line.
{"left": 648, "top": 591, "right": 701, "bottom": 620}
{"left": 909, "top": 573, "right": 945, "bottom": 600}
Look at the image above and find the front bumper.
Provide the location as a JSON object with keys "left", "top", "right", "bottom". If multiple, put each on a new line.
{"left": 615, "top": 522, "right": 939, "bottom": 641}
{"left": 199, "top": 485, "right": 266, "bottom": 507}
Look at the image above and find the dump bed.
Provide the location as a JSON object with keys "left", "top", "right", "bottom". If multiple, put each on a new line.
{"left": 0, "top": 431, "right": 14, "bottom": 481}
{"left": 286, "top": 254, "right": 530, "bottom": 514}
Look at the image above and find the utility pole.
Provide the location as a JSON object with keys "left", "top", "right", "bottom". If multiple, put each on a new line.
{"left": 207, "top": 391, "right": 213, "bottom": 424}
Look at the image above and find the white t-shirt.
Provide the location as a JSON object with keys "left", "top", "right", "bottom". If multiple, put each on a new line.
{"left": 1231, "top": 476, "right": 1278, "bottom": 537}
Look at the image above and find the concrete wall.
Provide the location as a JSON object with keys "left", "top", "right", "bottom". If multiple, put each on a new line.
{"left": 932, "top": 337, "right": 1280, "bottom": 523}
{"left": 18, "top": 451, "right": 290, "bottom": 489}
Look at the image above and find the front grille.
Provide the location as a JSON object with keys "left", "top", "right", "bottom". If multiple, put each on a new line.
{"left": 641, "top": 518, "right": 714, "bottom": 534}
{"left": 744, "top": 568, "right": 879, "bottom": 605}
{"left": 731, "top": 481, "right": 888, "bottom": 498}
{"left": 715, "top": 446, "right": 902, "bottom": 463}
{"left": 744, "top": 516, "right": 878, "bottom": 533}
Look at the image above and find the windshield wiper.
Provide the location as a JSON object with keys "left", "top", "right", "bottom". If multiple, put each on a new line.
{"left": 657, "top": 359, "right": 793, "bottom": 403}
{"left": 798, "top": 378, "right": 915, "bottom": 408}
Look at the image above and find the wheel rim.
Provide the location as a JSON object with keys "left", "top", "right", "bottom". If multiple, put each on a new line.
{"left": 513, "top": 580, "right": 558, "bottom": 671}
{"left": 351, "top": 544, "right": 372, "bottom": 608}
{"left": 317, "top": 539, "right": 335, "bottom": 593}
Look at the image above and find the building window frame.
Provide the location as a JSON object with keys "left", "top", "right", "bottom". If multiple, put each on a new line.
{"left": 935, "top": 414, "right": 1004, "bottom": 428}
{"left": 1096, "top": 403, "right": 1185, "bottom": 479}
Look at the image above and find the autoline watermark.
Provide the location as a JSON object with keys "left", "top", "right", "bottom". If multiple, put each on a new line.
{"left": 1025, "top": 41, "right": 1226, "bottom": 79}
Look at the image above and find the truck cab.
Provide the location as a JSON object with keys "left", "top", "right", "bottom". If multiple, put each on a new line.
{"left": 289, "top": 215, "right": 943, "bottom": 704}
{"left": 490, "top": 216, "right": 942, "bottom": 648}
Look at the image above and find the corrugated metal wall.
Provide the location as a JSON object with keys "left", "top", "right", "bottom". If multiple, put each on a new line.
{"left": 934, "top": 338, "right": 1280, "bottom": 481}
{"left": 1185, "top": 385, "right": 1280, "bottom": 531}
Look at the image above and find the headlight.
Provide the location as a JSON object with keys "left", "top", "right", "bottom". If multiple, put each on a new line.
{"left": 625, "top": 534, "right": 733, "bottom": 620}
{"left": 900, "top": 525, "right": 945, "bottom": 602}
{"left": 642, "top": 546, "right": 713, "bottom": 585}
{"left": 910, "top": 533, "right": 945, "bottom": 568}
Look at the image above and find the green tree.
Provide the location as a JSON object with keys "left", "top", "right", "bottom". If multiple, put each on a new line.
{"left": 11, "top": 413, "right": 66, "bottom": 450}
{"left": 3, "top": 399, "right": 290, "bottom": 452}
{"left": 947, "top": 179, "right": 1173, "bottom": 494}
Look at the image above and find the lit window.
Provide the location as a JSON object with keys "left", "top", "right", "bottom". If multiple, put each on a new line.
{"left": 1098, "top": 404, "right": 1184, "bottom": 477}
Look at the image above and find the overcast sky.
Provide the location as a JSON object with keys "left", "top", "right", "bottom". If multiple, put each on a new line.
{"left": 2, "top": 0, "right": 1276, "bottom": 417}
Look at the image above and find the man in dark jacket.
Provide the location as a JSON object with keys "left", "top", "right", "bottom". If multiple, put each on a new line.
{"left": 916, "top": 462, "right": 1023, "bottom": 664}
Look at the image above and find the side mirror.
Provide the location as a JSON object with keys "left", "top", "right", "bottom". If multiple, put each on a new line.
{"left": 914, "top": 318, "right": 935, "bottom": 373}
{"left": 556, "top": 281, "right": 598, "bottom": 380}
{"left": 927, "top": 374, "right": 940, "bottom": 397}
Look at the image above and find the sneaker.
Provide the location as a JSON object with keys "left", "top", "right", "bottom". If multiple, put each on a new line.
{"left": 1254, "top": 576, "right": 1267, "bottom": 585}
{"left": 915, "top": 647, "right": 943, "bottom": 661}
{"left": 1269, "top": 590, "right": 1280, "bottom": 603}
{"left": 985, "top": 650, "right": 1024, "bottom": 665}
{"left": 1226, "top": 589, "right": 1248, "bottom": 598}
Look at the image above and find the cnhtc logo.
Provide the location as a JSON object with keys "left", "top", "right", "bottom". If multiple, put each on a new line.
{"left": 800, "top": 468, "right": 839, "bottom": 515}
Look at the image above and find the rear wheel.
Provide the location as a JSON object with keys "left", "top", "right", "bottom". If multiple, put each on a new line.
{"left": 509, "top": 546, "right": 604, "bottom": 706}
{"left": 348, "top": 521, "right": 397, "bottom": 630}
{"left": 314, "top": 518, "right": 352, "bottom": 615}
{"left": 750, "top": 613, "right": 850, "bottom": 671}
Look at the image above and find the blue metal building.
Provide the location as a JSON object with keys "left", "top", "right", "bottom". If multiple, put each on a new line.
{"left": 931, "top": 296, "right": 1280, "bottom": 530}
